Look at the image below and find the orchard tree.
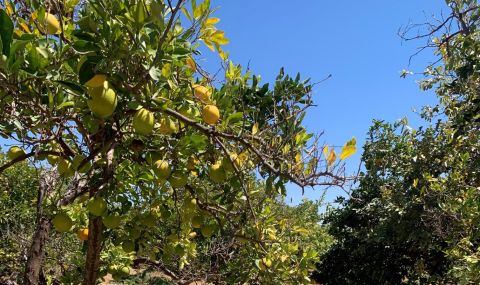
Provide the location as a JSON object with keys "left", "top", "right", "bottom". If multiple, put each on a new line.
{"left": 315, "top": 1, "right": 480, "bottom": 284}
{"left": 0, "top": 0, "right": 355, "bottom": 284}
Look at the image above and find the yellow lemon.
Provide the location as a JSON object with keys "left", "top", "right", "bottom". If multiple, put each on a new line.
{"left": 87, "top": 83, "right": 117, "bottom": 118}
{"left": 7, "top": 146, "right": 25, "bottom": 160}
{"left": 133, "top": 108, "right": 155, "bottom": 135}
{"left": 192, "top": 84, "right": 211, "bottom": 102}
{"left": 202, "top": 105, "right": 220, "bottom": 125}
{"left": 159, "top": 117, "right": 177, "bottom": 135}
{"left": 39, "top": 12, "right": 61, "bottom": 35}
{"left": 84, "top": 74, "right": 107, "bottom": 88}
{"left": 154, "top": 160, "right": 171, "bottom": 179}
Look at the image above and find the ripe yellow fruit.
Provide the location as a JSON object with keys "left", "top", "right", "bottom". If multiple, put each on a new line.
{"left": 39, "top": 12, "right": 61, "bottom": 35}
{"left": 202, "top": 105, "right": 220, "bottom": 125}
{"left": 133, "top": 108, "right": 155, "bottom": 135}
{"left": 169, "top": 171, "right": 188, "bottom": 188}
{"left": 87, "top": 84, "right": 117, "bottom": 118}
{"left": 103, "top": 214, "right": 122, "bottom": 229}
{"left": 154, "top": 160, "right": 171, "bottom": 179}
{"left": 159, "top": 117, "right": 177, "bottom": 135}
{"left": 192, "top": 84, "right": 211, "bottom": 102}
{"left": 7, "top": 146, "right": 25, "bottom": 160}
{"left": 58, "top": 158, "right": 74, "bottom": 177}
{"left": 77, "top": 228, "right": 89, "bottom": 241}
{"left": 209, "top": 162, "right": 226, "bottom": 183}
{"left": 87, "top": 197, "right": 107, "bottom": 216}
{"left": 84, "top": 74, "right": 107, "bottom": 88}
{"left": 52, "top": 213, "right": 73, "bottom": 232}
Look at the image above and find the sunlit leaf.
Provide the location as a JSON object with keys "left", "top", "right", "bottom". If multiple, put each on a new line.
{"left": 327, "top": 149, "right": 336, "bottom": 166}
{"left": 339, "top": 137, "right": 357, "bottom": 160}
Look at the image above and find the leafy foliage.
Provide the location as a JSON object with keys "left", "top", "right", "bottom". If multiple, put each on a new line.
{"left": 315, "top": 1, "right": 480, "bottom": 284}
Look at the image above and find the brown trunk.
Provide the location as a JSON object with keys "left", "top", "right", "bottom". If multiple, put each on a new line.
{"left": 82, "top": 216, "right": 104, "bottom": 285}
{"left": 23, "top": 170, "right": 57, "bottom": 285}
{"left": 23, "top": 217, "right": 51, "bottom": 285}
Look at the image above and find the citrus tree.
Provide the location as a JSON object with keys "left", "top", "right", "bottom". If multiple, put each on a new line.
{"left": 315, "top": 1, "right": 480, "bottom": 284}
{"left": 0, "top": 0, "right": 355, "bottom": 284}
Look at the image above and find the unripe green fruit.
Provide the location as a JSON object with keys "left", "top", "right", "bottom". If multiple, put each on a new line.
{"left": 209, "top": 162, "right": 226, "bottom": 183}
{"left": 7, "top": 146, "right": 25, "bottom": 160}
{"left": 87, "top": 197, "right": 107, "bottom": 216}
{"left": 58, "top": 158, "right": 74, "bottom": 177}
{"left": 133, "top": 108, "right": 155, "bottom": 135}
{"left": 52, "top": 213, "right": 73, "bottom": 232}
{"left": 222, "top": 153, "right": 239, "bottom": 172}
{"left": 87, "top": 83, "right": 117, "bottom": 118}
{"left": 201, "top": 225, "right": 215, "bottom": 238}
{"left": 72, "top": 154, "right": 92, "bottom": 173}
{"left": 191, "top": 216, "right": 202, "bottom": 228}
{"left": 103, "top": 214, "right": 122, "bottom": 229}
{"left": 47, "top": 154, "right": 59, "bottom": 165}
{"left": 154, "top": 160, "right": 171, "bottom": 179}
{"left": 169, "top": 171, "right": 188, "bottom": 188}
{"left": 120, "top": 266, "right": 130, "bottom": 275}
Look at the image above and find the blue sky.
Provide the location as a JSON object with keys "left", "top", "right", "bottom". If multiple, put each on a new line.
{"left": 199, "top": 1, "right": 446, "bottom": 205}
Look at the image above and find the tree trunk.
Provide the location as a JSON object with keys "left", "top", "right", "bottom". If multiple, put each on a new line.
{"left": 23, "top": 170, "right": 57, "bottom": 285}
{"left": 23, "top": 217, "right": 51, "bottom": 285}
{"left": 82, "top": 216, "right": 104, "bottom": 285}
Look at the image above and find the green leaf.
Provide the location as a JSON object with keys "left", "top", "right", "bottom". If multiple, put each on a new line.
{"left": 0, "top": 9, "right": 14, "bottom": 56}
{"left": 56, "top": 80, "right": 85, "bottom": 95}
{"left": 225, "top": 112, "right": 243, "bottom": 124}
{"left": 134, "top": 1, "right": 146, "bottom": 26}
{"left": 72, "top": 40, "right": 101, "bottom": 53}
{"left": 56, "top": 101, "right": 75, "bottom": 110}
{"left": 339, "top": 137, "right": 357, "bottom": 160}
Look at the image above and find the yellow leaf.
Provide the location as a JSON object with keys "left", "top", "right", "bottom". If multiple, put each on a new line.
{"left": 323, "top": 145, "right": 329, "bottom": 157}
{"left": 218, "top": 48, "right": 229, "bottom": 60}
{"left": 339, "top": 137, "right": 357, "bottom": 160}
{"left": 19, "top": 22, "right": 31, "bottom": 33}
{"left": 161, "top": 63, "right": 171, "bottom": 78}
{"left": 185, "top": 57, "right": 196, "bottom": 72}
{"left": 327, "top": 149, "right": 336, "bottom": 166}
{"left": 252, "top": 122, "right": 259, "bottom": 135}
{"left": 5, "top": 0, "right": 13, "bottom": 16}
{"left": 203, "top": 40, "right": 215, "bottom": 52}
{"left": 211, "top": 30, "right": 229, "bottom": 45}
{"left": 205, "top": 17, "right": 220, "bottom": 26}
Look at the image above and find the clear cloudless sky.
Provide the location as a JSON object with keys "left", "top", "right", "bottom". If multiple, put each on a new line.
{"left": 198, "top": 1, "right": 447, "bottom": 205}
